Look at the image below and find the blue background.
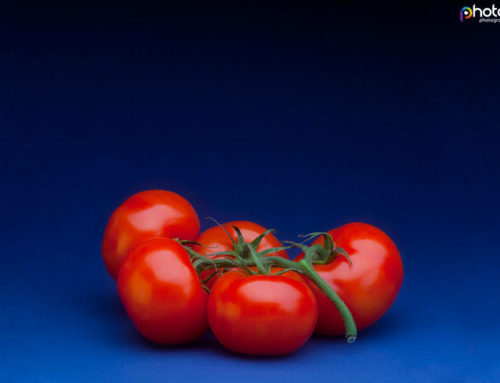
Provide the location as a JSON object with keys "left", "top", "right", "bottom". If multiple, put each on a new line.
{"left": 1, "top": 2, "right": 499, "bottom": 382}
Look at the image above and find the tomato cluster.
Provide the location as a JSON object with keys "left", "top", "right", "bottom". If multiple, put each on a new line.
{"left": 102, "top": 190, "right": 403, "bottom": 355}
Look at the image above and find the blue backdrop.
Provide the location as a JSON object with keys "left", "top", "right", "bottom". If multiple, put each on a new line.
{"left": 1, "top": 2, "right": 499, "bottom": 382}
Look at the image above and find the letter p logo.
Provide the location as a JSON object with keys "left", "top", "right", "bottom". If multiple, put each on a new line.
{"left": 460, "top": 6, "right": 473, "bottom": 22}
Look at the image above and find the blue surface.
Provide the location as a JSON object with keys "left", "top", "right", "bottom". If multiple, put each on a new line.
{"left": 1, "top": 2, "right": 499, "bottom": 382}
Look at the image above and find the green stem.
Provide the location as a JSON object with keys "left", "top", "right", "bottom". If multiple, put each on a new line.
{"left": 297, "top": 260, "right": 357, "bottom": 343}
{"left": 180, "top": 235, "right": 358, "bottom": 343}
{"left": 246, "top": 244, "right": 267, "bottom": 274}
{"left": 262, "top": 256, "right": 357, "bottom": 343}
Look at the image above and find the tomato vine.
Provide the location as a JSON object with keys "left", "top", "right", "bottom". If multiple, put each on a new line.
{"left": 181, "top": 224, "right": 358, "bottom": 343}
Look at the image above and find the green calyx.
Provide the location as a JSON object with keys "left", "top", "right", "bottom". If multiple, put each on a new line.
{"left": 178, "top": 222, "right": 357, "bottom": 343}
{"left": 285, "top": 232, "right": 352, "bottom": 266}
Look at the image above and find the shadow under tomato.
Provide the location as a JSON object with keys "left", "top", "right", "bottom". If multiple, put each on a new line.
{"left": 137, "top": 330, "right": 216, "bottom": 353}
{"left": 82, "top": 287, "right": 408, "bottom": 356}
{"left": 311, "top": 307, "right": 407, "bottom": 344}
{"left": 86, "top": 289, "right": 124, "bottom": 318}
{"left": 83, "top": 291, "right": 309, "bottom": 357}
{"left": 357, "top": 308, "right": 407, "bottom": 340}
{"left": 81, "top": 288, "right": 215, "bottom": 351}
{"left": 206, "top": 333, "right": 316, "bottom": 361}
{"left": 78, "top": 288, "right": 138, "bottom": 343}
{"left": 140, "top": 330, "right": 305, "bottom": 360}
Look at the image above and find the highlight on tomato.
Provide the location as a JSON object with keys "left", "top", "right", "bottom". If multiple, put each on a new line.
{"left": 192, "top": 220, "right": 289, "bottom": 288}
{"left": 117, "top": 237, "right": 208, "bottom": 345}
{"left": 295, "top": 222, "right": 403, "bottom": 335}
{"left": 102, "top": 190, "right": 200, "bottom": 279}
{"left": 207, "top": 269, "right": 318, "bottom": 356}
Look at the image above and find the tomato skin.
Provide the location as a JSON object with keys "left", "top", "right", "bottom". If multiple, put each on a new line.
{"left": 194, "top": 221, "right": 288, "bottom": 259}
{"left": 117, "top": 237, "right": 208, "bottom": 345}
{"left": 207, "top": 270, "right": 318, "bottom": 356}
{"left": 102, "top": 190, "right": 200, "bottom": 279}
{"left": 193, "top": 221, "right": 288, "bottom": 287}
{"left": 296, "top": 222, "right": 403, "bottom": 335}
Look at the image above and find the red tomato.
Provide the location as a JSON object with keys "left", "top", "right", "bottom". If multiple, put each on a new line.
{"left": 117, "top": 237, "right": 208, "bottom": 344}
{"left": 207, "top": 270, "right": 318, "bottom": 356}
{"left": 192, "top": 221, "right": 289, "bottom": 288}
{"left": 296, "top": 222, "right": 403, "bottom": 335}
{"left": 102, "top": 190, "right": 200, "bottom": 279}
{"left": 193, "top": 221, "right": 288, "bottom": 258}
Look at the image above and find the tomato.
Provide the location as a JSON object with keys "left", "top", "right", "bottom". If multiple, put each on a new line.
{"left": 117, "top": 237, "right": 208, "bottom": 344}
{"left": 193, "top": 221, "right": 288, "bottom": 259}
{"left": 295, "top": 222, "right": 403, "bottom": 335}
{"left": 207, "top": 270, "right": 318, "bottom": 356}
{"left": 192, "top": 221, "right": 288, "bottom": 287}
{"left": 102, "top": 190, "right": 200, "bottom": 279}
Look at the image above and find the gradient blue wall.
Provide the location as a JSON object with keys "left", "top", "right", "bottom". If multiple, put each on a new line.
{"left": 1, "top": 2, "right": 498, "bottom": 382}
